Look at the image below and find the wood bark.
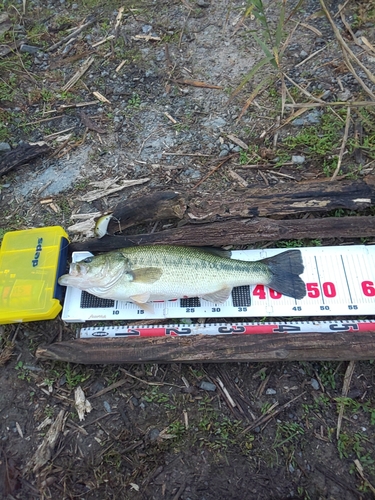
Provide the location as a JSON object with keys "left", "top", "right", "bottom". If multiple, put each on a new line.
{"left": 70, "top": 215, "right": 375, "bottom": 252}
{"left": 107, "top": 191, "right": 186, "bottom": 234}
{"left": 0, "top": 142, "right": 51, "bottom": 176}
{"left": 187, "top": 176, "right": 375, "bottom": 220}
{"left": 35, "top": 332, "right": 375, "bottom": 364}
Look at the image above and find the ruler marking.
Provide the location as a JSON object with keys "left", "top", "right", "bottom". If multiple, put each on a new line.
{"left": 80, "top": 319, "right": 375, "bottom": 338}
{"left": 340, "top": 255, "right": 353, "bottom": 304}
{"left": 314, "top": 255, "right": 324, "bottom": 305}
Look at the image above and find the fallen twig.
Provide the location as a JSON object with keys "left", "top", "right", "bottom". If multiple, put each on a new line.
{"left": 61, "top": 56, "right": 95, "bottom": 92}
{"left": 47, "top": 18, "right": 95, "bottom": 52}
{"left": 336, "top": 360, "right": 355, "bottom": 439}
{"left": 193, "top": 153, "right": 238, "bottom": 189}
{"left": 331, "top": 106, "right": 351, "bottom": 181}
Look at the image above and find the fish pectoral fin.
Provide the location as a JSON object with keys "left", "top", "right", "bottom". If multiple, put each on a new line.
{"left": 200, "top": 286, "right": 232, "bottom": 304}
{"left": 129, "top": 292, "right": 151, "bottom": 303}
{"left": 129, "top": 294, "right": 154, "bottom": 313}
{"left": 130, "top": 267, "right": 163, "bottom": 284}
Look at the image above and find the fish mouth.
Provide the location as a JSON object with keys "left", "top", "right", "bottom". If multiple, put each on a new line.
{"left": 58, "top": 262, "right": 87, "bottom": 287}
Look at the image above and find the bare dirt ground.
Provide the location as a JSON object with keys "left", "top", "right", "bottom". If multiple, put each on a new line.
{"left": 1, "top": 0, "right": 375, "bottom": 498}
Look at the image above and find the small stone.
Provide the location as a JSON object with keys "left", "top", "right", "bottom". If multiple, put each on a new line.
{"left": 184, "top": 168, "right": 201, "bottom": 179}
{"left": 266, "top": 388, "right": 276, "bottom": 395}
{"left": 289, "top": 463, "right": 295, "bottom": 473}
{"left": 310, "top": 378, "right": 320, "bottom": 391}
{"left": 72, "top": 3, "right": 78, "bottom": 9}
{"left": 202, "top": 117, "right": 226, "bottom": 129}
{"left": 218, "top": 149, "right": 229, "bottom": 157}
{"left": 149, "top": 428, "right": 160, "bottom": 441}
{"left": 292, "top": 109, "right": 321, "bottom": 126}
{"left": 200, "top": 381, "right": 216, "bottom": 392}
{"left": 130, "top": 396, "right": 139, "bottom": 406}
{"left": 0, "top": 142, "right": 11, "bottom": 152}
{"left": 103, "top": 401, "right": 111, "bottom": 413}
{"left": 337, "top": 89, "right": 352, "bottom": 101}
{"left": 20, "top": 44, "right": 41, "bottom": 54}
{"left": 300, "top": 50, "right": 308, "bottom": 58}
{"left": 197, "top": 0, "right": 210, "bottom": 6}
{"left": 292, "top": 155, "right": 305, "bottom": 164}
{"left": 142, "top": 25, "right": 152, "bottom": 33}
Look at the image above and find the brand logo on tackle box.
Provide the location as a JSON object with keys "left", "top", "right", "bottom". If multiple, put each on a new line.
{"left": 32, "top": 238, "right": 43, "bottom": 267}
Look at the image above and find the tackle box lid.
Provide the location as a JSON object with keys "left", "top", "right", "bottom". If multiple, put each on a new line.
{"left": 0, "top": 226, "right": 69, "bottom": 324}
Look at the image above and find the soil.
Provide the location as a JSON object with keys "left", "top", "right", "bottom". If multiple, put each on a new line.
{"left": 1, "top": 0, "right": 375, "bottom": 499}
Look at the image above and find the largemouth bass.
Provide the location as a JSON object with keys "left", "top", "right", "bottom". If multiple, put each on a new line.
{"left": 58, "top": 245, "right": 306, "bottom": 309}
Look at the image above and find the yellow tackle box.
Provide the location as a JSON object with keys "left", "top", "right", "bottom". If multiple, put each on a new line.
{"left": 0, "top": 226, "right": 69, "bottom": 324}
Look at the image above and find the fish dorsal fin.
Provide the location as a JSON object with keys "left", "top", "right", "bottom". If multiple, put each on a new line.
{"left": 193, "top": 247, "right": 232, "bottom": 258}
{"left": 200, "top": 286, "right": 232, "bottom": 304}
{"left": 129, "top": 292, "right": 151, "bottom": 304}
{"left": 130, "top": 267, "right": 162, "bottom": 283}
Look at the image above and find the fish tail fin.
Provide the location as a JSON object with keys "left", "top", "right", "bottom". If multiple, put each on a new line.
{"left": 261, "top": 249, "right": 306, "bottom": 300}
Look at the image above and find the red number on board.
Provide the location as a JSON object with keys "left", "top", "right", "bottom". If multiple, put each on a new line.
{"left": 269, "top": 289, "right": 282, "bottom": 299}
{"left": 253, "top": 285, "right": 266, "bottom": 299}
{"left": 322, "top": 282, "right": 336, "bottom": 298}
{"left": 307, "top": 283, "right": 320, "bottom": 298}
{"left": 362, "top": 281, "right": 375, "bottom": 297}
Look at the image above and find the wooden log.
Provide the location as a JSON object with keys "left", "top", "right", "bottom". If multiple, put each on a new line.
{"left": 69, "top": 215, "right": 375, "bottom": 252}
{"left": 35, "top": 332, "right": 375, "bottom": 364}
{"left": 0, "top": 142, "right": 51, "bottom": 176}
{"left": 106, "top": 191, "right": 186, "bottom": 234}
{"left": 96, "top": 178, "right": 375, "bottom": 236}
{"left": 187, "top": 176, "right": 375, "bottom": 221}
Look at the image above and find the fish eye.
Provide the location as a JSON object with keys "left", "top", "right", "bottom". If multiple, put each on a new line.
{"left": 83, "top": 257, "right": 93, "bottom": 263}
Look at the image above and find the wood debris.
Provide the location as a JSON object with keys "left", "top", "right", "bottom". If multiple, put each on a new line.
{"left": 354, "top": 459, "right": 375, "bottom": 495}
{"left": 77, "top": 177, "right": 150, "bottom": 202}
{"left": 173, "top": 79, "right": 222, "bottom": 89}
{"left": 80, "top": 110, "right": 106, "bottom": 133}
{"left": 68, "top": 218, "right": 97, "bottom": 238}
{"left": 132, "top": 34, "right": 161, "bottom": 41}
{"left": 228, "top": 169, "right": 248, "bottom": 187}
{"left": 61, "top": 56, "right": 94, "bottom": 92}
{"left": 336, "top": 360, "right": 356, "bottom": 439}
{"left": 114, "top": 6, "right": 125, "bottom": 31}
{"left": 92, "top": 35, "right": 115, "bottom": 47}
{"left": 70, "top": 211, "right": 102, "bottom": 220}
{"left": 0, "top": 142, "right": 51, "bottom": 177}
{"left": 226, "top": 134, "right": 248, "bottom": 150}
{"left": 92, "top": 91, "right": 111, "bottom": 104}
{"left": 27, "top": 410, "right": 67, "bottom": 473}
{"left": 47, "top": 18, "right": 95, "bottom": 52}
{"left": 116, "top": 60, "right": 126, "bottom": 72}
{"left": 74, "top": 386, "right": 92, "bottom": 421}
{"left": 164, "top": 112, "right": 177, "bottom": 124}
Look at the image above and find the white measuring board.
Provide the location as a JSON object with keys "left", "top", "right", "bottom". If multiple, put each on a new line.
{"left": 61, "top": 245, "right": 375, "bottom": 322}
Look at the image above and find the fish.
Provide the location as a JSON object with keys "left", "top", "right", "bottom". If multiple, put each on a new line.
{"left": 58, "top": 245, "right": 306, "bottom": 310}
